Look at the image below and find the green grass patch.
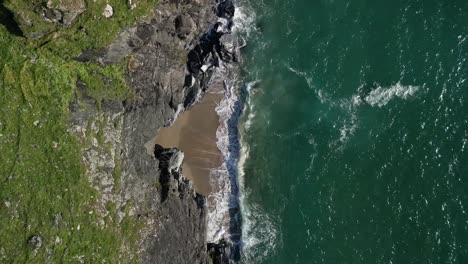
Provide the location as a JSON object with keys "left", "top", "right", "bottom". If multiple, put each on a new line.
{"left": 0, "top": 0, "right": 158, "bottom": 261}
{"left": 4, "top": 0, "right": 157, "bottom": 55}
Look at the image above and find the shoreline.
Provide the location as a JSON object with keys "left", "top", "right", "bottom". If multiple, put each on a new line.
{"left": 148, "top": 85, "right": 225, "bottom": 196}
{"left": 147, "top": 0, "right": 244, "bottom": 261}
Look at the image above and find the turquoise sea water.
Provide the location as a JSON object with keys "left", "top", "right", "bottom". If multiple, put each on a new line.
{"left": 237, "top": 0, "right": 468, "bottom": 263}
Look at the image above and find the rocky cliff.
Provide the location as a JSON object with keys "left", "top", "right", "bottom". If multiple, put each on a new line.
{"left": 70, "top": 0, "right": 236, "bottom": 263}
{"left": 0, "top": 0, "right": 236, "bottom": 263}
{"left": 70, "top": 1, "right": 215, "bottom": 261}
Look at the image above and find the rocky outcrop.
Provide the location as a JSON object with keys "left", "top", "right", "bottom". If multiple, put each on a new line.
{"left": 43, "top": 0, "right": 86, "bottom": 26}
{"left": 2, "top": 0, "right": 86, "bottom": 38}
{"left": 146, "top": 145, "right": 208, "bottom": 263}
{"left": 68, "top": 0, "right": 241, "bottom": 263}
{"left": 2, "top": 0, "right": 240, "bottom": 262}
{"left": 207, "top": 239, "right": 232, "bottom": 264}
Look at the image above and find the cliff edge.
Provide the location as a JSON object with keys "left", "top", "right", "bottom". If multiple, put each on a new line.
{"left": 0, "top": 0, "right": 235, "bottom": 263}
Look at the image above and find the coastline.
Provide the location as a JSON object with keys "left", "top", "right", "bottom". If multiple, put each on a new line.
{"left": 1, "top": 0, "right": 222, "bottom": 263}
{"left": 1, "top": 0, "right": 243, "bottom": 262}
{"left": 149, "top": 86, "right": 224, "bottom": 195}
{"left": 145, "top": 0, "right": 243, "bottom": 262}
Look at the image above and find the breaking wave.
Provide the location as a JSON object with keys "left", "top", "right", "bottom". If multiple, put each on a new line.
{"left": 238, "top": 81, "right": 282, "bottom": 263}
{"left": 206, "top": 0, "right": 259, "bottom": 252}
{"left": 206, "top": 0, "right": 282, "bottom": 260}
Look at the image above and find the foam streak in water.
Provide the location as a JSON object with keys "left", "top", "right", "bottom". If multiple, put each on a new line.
{"left": 361, "top": 82, "right": 420, "bottom": 107}
{"left": 238, "top": 84, "right": 282, "bottom": 262}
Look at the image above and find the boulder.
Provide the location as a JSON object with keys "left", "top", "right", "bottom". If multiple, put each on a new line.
{"left": 45, "top": 0, "right": 86, "bottom": 26}
{"left": 103, "top": 4, "right": 113, "bottom": 18}
{"left": 3, "top": 0, "right": 86, "bottom": 38}
{"left": 27, "top": 235, "right": 43, "bottom": 255}
{"left": 174, "top": 14, "right": 194, "bottom": 38}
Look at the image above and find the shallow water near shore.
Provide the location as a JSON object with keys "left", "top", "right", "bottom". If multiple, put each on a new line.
{"left": 237, "top": 0, "right": 468, "bottom": 263}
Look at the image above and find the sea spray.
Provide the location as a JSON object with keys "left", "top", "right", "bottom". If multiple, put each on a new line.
{"left": 205, "top": 1, "right": 285, "bottom": 261}
{"left": 238, "top": 82, "right": 282, "bottom": 262}
{"left": 208, "top": 78, "right": 242, "bottom": 244}
{"left": 205, "top": 0, "right": 246, "bottom": 257}
{"left": 220, "top": 0, "right": 468, "bottom": 263}
{"left": 205, "top": 0, "right": 263, "bottom": 260}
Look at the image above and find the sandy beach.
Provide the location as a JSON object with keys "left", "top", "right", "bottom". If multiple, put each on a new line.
{"left": 147, "top": 87, "right": 224, "bottom": 195}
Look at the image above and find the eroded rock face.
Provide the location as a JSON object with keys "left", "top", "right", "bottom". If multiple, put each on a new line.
{"left": 69, "top": 0, "right": 240, "bottom": 263}
{"left": 70, "top": 0, "right": 218, "bottom": 263}
{"left": 146, "top": 145, "right": 209, "bottom": 263}
{"left": 175, "top": 14, "right": 194, "bottom": 38}
{"left": 45, "top": 0, "right": 86, "bottom": 26}
{"left": 208, "top": 239, "right": 231, "bottom": 264}
{"left": 154, "top": 144, "right": 185, "bottom": 203}
{"left": 120, "top": 3, "right": 217, "bottom": 261}
{"left": 2, "top": 0, "right": 86, "bottom": 38}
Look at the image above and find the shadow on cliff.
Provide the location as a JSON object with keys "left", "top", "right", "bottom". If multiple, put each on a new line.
{"left": 0, "top": 1, "right": 24, "bottom": 36}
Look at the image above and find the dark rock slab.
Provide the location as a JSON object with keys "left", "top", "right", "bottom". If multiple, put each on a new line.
{"left": 146, "top": 144, "right": 209, "bottom": 263}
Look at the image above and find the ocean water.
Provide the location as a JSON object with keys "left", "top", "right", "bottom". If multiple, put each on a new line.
{"left": 236, "top": 0, "right": 468, "bottom": 263}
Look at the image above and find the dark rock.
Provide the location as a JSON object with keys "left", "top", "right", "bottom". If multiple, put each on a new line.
{"left": 3, "top": 0, "right": 86, "bottom": 38}
{"left": 215, "top": 0, "right": 235, "bottom": 19}
{"left": 154, "top": 144, "right": 184, "bottom": 202}
{"left": 27, "top": 235, "right": 43, "bottom": 252}
{"left": 45, "top": 0, "right": 86, "bottom": 26}
{"left": 0, "top": 4, "right": 23, "bottom": 36}
{"left": 174, "top": 14, "right": 194, "bottom": 38}
{"left": 68, "top": 0, "right": 239, "bottom": 263}
{"left": 42, "top": 8, "right": 63, "bottom": 24}
{"left": 135, "top": 23, "right": 155, "bottom": 41}
{"left": 145, "top": 144, "right": 209, "bottom": 263}
{"left": 207, "top": 239, "right": 231, "bottom": 264}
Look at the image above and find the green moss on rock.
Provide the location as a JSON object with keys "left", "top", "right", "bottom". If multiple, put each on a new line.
{"left": 3, "top": 0, "right": 157, "bottom": 45}
{"left": 0, "top": 0, "right": 158, "bottom": 262}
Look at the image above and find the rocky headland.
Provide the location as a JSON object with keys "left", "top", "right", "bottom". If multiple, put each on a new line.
{"left": 0, "top": 0, "right": 237, "bottom": 263}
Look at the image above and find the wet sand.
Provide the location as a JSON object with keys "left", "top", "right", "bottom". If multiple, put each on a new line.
{"left": 147, "top": 88, "right": 224, "bottom": 195}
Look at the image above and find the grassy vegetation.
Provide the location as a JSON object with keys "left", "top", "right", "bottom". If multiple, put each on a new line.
{"left": 4, "top": 0, "right": 156, "bottom": 51}
{"left": 0, "top": 0, "right": 157, "bottom": 262}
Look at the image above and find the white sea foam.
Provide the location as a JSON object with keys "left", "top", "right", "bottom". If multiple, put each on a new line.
{"left": 243, "top": 81, "right": 260, "bottom": 131}
{"left": 339, "top": 111, "right": 358, "bottom": 144}
{"left": 206, "top": 0, "right": 261, "bottom": 245}
{"left": 207, "top": 76, "right": 284, "bottom": 263}
{"left": 286, "top": 64, "right": 420, "bottom": 109}
{"left": 204, "top": 0, "right": 255, "bottom": 244}
{"left": 207, "top": 79, "right": 239, "bottom": 243}
{"left": 360, "top": 82, "right": 420, "bottom": 107}
{"left": 206, "top": 1, "right": 284, "bottom": 259}
{"left": 336, "top": 83, "right": 420, "bottom": 144}
{"left": 238, "top": 129, "right": 281, "bottom": 262}
{"left": 285, "top": 63, "right": 422, "bottom": 145}
{"left": 233, "top": 1, "right": 258, "bottom": 39}
{"left": 233, "top": 81, "right": 282, "bottom": 260}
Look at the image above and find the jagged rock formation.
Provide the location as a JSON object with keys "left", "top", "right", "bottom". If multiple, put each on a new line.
{"left": 1, "top": 0, "right": 238, "bottom": 261}
{"left": 0, "top": 0, "right": 238, "bottom": 262}
{"left": 2, "top": 0, "right": 87, "bottom": 38}
{"left": 69, "top": 0, "right": 238, "bottom": 263}
{"left": 208, "top": 239, "right": 232, "bottom": 264}
{"left": 149, "top": 145, "right": 208, "bottom": 263}
{"left": 69, "top": 0, "right": 215, "bottom": 262}
{"left": 43, "top": 0, "right": 86, "bottom": 26}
